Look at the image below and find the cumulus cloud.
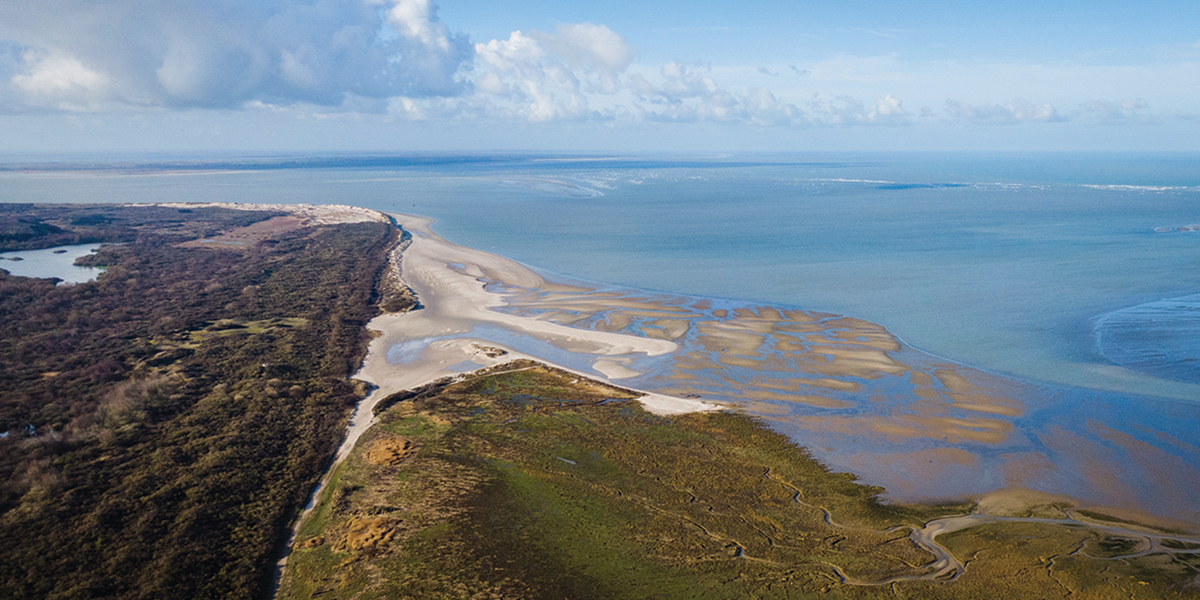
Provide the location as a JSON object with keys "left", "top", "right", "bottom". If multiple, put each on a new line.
{"left": 531, "top": 23, "right": 634, "bottom": 92}
{"left": 808, "top": 94, "right": 909, "bottom": 126}
{"left": 0, "top": 0, "right": 472, "bottom": 110}
{"left": 460, "top": 23, "right": 633, "bottom": 121}
{"left": 0, "top": 4, "right": 923, "bottom": 131}
{"left": 385, "top": 22, "right": 637, "bottom": 122}
{"left": 943, "top": 98, "right": 1063, "bottom": 124}
{"left": 9, "top": 49, "right": 109, "bottom": 110}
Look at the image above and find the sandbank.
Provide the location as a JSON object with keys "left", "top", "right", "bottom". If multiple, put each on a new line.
{"left": 351, "top": 212, "right": 715, "bottom": 446}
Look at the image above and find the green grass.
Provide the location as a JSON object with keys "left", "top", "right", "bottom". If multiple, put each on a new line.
{"left": 279, "top": 362, "right": 1200, "bottom": 600}
{"left": 187, "top": 317, "right": 309, "bottom": 342}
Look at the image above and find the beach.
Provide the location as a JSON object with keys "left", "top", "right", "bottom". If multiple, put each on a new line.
{"left": 353, "top": 212, "right": 714, "bottom": 418}
{"left": 275, "top": 211, "right": 724, "bottom": 574}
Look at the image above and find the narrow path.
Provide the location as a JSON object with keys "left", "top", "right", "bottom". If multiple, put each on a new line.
{"left": 763, "top": 466, "right": 1200, "bottom": 586}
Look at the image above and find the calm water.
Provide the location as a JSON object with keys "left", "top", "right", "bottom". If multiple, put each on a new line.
{"left": 4, "top": 153, "right": 1200, "bottom": 399}
{"left": 0, "top": 243, "right": 105, "bottom": 283}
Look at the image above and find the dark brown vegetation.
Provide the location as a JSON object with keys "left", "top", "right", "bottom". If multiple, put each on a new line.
{"left": 0, "top": 204, "right": 397, "bottom": 599}
{"left": 0, "top": 203, "right": 272, "bottom": 252}
{"left": 376, "top": 232, "right": 420, "bottom": 314}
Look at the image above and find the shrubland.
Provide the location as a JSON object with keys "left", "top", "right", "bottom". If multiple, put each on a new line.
{"left": 0, "top": 204, "right": 395, "bottom": 599}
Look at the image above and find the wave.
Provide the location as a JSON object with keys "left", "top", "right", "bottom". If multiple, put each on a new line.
{"left": 875, "top": 182, "right": 969, "bottom": 190}
{"left": 1081, "top": 184, "right": 1198, "bottom": 192}
{"left": 1095, "top": 293, "right": 1200, "bottom": 385}
{"left": 807, "top": 178, "right": 975, "bottom": 190}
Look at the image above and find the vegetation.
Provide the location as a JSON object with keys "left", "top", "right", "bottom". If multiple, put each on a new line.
{"left": 281, "top": 362, "right": 1200, "bottom": 600}
{"left": 0, "top": 204, "right": 397, "bottom": 599}
{"left": 0, "top": 203, "right": 272, "bottom": 252}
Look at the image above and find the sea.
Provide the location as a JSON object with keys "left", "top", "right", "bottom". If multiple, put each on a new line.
{"left": 4, "top": 152, "right": 1200, "bottom": 521}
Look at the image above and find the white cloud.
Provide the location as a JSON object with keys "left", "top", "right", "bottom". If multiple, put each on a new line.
{"left": 1076, "top": 98, "right": 1150, "bottom": 123}
{"left": 1, "top": 3, "right": 1116, "bottom": 137}
{"left": 809, "top": 94, "right": 909, "bottom": 126}
{"left": 0, "top": 0, "right": 473, "bottom": 110}
{"left": 391, "top": 22, "right": 635, "bottom": 122}
{"left": 385, "top": 0, "right": 453, "bottom": 52}
{"left": 11, "top": 49, "right": 109, "bottom": 110}
{"left": 944, "top": 98, "right": 1063, "bottom": 124}
{"left": 533, "top": 23, "right": 634, "bottom": 78}
{"left": 470, "top": 30, "right": 589, "bottom": 121}
{"left": 630, "top": 63, "right": 806, "bottom": 126}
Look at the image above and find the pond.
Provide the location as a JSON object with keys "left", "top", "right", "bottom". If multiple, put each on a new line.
{"left": 0, "top": 243, "right": 106, "bottom": 284}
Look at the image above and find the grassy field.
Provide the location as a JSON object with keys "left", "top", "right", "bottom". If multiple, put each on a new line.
{"left": 279, "top": 361, "right": 1200, "bottom": 599}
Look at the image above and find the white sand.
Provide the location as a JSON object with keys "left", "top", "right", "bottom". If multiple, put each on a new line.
{"left": 149, "top": 202, "right": 389, "bottom": 225}
{"left": 343, "top": 212, "right": 719, "bottom": 462}
{"left": 592, "top": 359, "right": 641, "bottom": 379}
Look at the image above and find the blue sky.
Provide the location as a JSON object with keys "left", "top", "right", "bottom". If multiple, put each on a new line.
{"left": 0, "top": 0, "right": 1197, "bottom": 152}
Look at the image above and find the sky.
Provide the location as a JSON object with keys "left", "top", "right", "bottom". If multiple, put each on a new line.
{"left": 0, "top": 0, "right": 1198, "bottom": 153}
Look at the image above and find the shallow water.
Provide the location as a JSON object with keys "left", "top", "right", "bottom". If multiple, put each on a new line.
{"left": 475, "top": 270, "right": 1200, "bottom": 522}
{"left": 1095, "top": 293, "right": 1200, "bottom": 385}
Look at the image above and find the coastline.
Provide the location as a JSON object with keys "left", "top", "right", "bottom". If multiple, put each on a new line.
{"left": 252, "top": 205, "right": 1200, "bottom": 598}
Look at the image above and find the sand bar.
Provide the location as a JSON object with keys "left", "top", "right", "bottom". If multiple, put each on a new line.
{"left": 354, "top": 213, "right": 712, "bottom": 430}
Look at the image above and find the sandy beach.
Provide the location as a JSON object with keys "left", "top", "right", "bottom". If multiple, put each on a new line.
{"left": 337, "top": 212, "right": 722, "bottom": 469}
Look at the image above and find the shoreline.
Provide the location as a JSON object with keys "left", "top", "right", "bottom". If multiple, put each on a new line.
{"left": 369, "top": 212, "right": 1199, "bottom": 528}
{"left": 275, "top": 206, "right": 1200, "bottom": 590}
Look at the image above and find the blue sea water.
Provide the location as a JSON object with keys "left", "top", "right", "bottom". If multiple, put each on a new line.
{"left": 4, "top": 152, "right": 1200, "bottom": 399}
